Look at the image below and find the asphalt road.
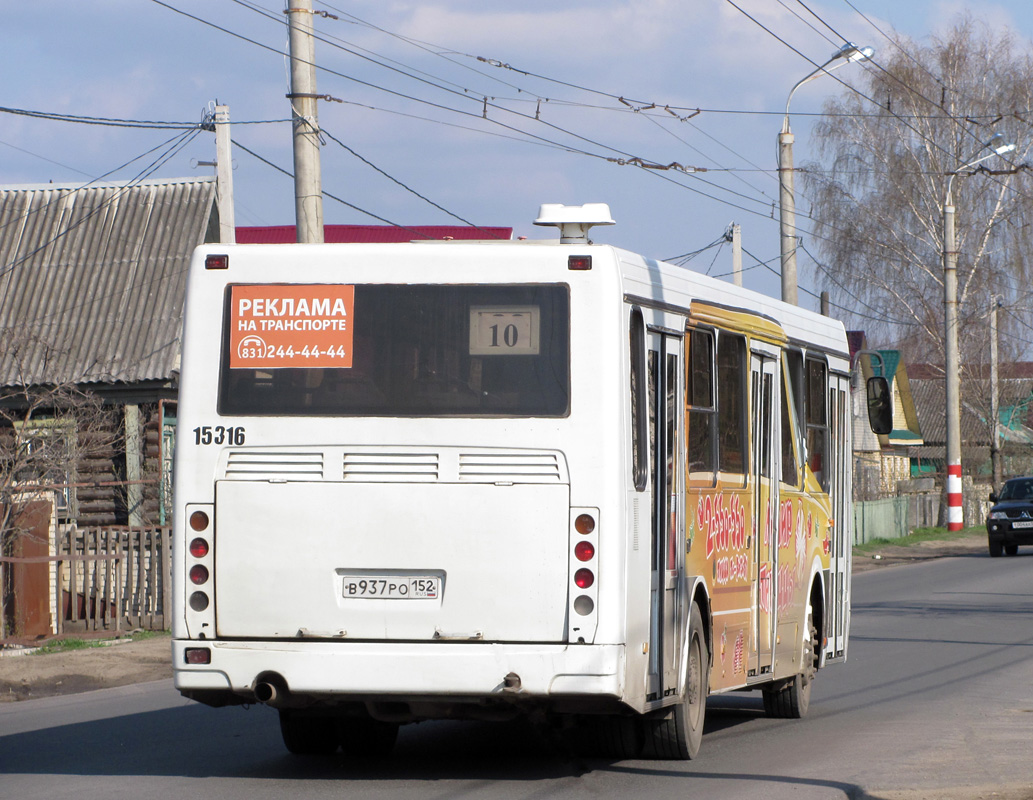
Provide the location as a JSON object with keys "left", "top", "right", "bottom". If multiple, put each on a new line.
{"left": 2, "top": 549, "right": 1032, "bottom": 800}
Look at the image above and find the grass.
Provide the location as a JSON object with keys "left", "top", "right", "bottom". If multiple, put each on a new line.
{"left": 853, "top": 525, "right": 984, "bottom": 554}
{"left": 30, "top": 629, "right": 169, "bottom": 656}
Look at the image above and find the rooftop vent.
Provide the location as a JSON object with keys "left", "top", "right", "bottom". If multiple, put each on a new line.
{"left": 534, "top": 203, "right": 615, "bottom": 244}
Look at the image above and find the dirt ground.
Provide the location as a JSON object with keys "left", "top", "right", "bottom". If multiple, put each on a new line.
{"left": 0, "top": 531, "right": 989, "bottom": 703}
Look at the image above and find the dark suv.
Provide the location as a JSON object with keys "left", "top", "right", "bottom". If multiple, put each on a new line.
{"left": 987, "top": 476, "right": 1033, "bottom": 557}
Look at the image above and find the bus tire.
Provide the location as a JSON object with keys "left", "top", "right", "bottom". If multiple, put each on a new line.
{"left": 762, "top": 603, "right": 817, "bottom": 719}
{"left": 642, "top": 603, "right": 708, "bottom": 760}
{"left": 583, "top": 715, "right": 643, "bottom": 760}
{"left": 337, "top": 716, "right": 399, "bottom": 758}
{"left": 279, "top": 710, "right": 340, "bottom": 755}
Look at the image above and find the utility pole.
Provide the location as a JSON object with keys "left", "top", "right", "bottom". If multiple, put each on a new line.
{"left": 943, "top": 191, "right": 963, "bottom": 531}
{"left": 730, "top": 223, "right": 742, "bottom": 288}
{"left": 942, "top": 135, "right": 1014, "bottom": 531}
{"left": 778, "top": 43, "right": 874, "bottom": 306}
{"left": 287, "top": 0, "right": 324, "bottom": 244}
{"left": 820, "top": 290, "right": 830, "bottom": 317}
{"left": 215, "top": 104, "right": 236, "bottom": 244}
{"left": 990, "top": 296, "right": 1002, "bottom": 490}
{"left": 777, "top": 131, "right": 798, "bottom": 305}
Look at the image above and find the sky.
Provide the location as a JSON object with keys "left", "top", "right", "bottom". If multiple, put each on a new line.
{"left": 3, "top": 0, "right": 1033, "bottom": 319}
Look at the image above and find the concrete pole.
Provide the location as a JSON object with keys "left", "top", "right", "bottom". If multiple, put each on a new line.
{"left": 821, "top": 291, "right": 830, "bottom": 317}
{"left": 214, "top": 105, "right": 236, "bottom": 244}
{"left": 125, "top": 405, "right": 143, "bottom": 528}
{"left": 943, "top": 192, "right": 963, "bottom": 531}
{"left": 990, "top": 296, "right": 1002, "bottom": 490}
{"left": 731, "top": 223, "right": 742, "bottom": 288}
{"left": 287, "top": 0, "right": 324, "bottom": 244}
{"left": 778, "top": 130, "right": 798, "bottom": 305}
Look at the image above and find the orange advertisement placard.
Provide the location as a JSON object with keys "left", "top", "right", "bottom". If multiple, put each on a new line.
{"left": 228, "top": 284, "right": 354, "bottom": 369}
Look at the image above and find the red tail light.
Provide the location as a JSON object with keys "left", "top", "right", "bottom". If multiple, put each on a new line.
{"left": 189, "top": 511, "right": 210, "bottom": 532}
{"left": 190, "top": 565, "right": 210, "bottom": 585}
{"left": 574, "top": 541, "right": 595, "bottom": 561}
{"left": 185, "top": 647, "right": 212, "bottom": 665}
{"left": 574, "top": 568, "right": 594, "bottom": 589}
{"left": 189, "top": 538, "right": 210, "bottom": 558}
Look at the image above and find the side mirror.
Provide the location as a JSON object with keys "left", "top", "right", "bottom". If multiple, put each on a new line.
{"left": 866, "top": 376, "right": 892, "bottom": 435}
{"left": 989, "top": 492, "right": 999, "bottom": 504}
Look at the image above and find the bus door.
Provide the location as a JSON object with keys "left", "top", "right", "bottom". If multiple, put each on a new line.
{"left": 750, "top": 351, "right": 779, "bottom": 677}
{"left": 825, "top": 374, "right": 851, "bottom": 662}
{"left": 647, "top": 330, "right": 685, "bottom": 700}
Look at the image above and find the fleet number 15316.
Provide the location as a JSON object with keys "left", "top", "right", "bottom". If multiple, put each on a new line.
{"left": 193, "top": 426, "right": 246, "bottom": 446}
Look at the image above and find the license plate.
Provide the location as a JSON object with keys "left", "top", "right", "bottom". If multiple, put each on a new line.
{"left": 342, "top": 576, "right": 439, "bottom": 599}
{"left": 1012, "top": 521, "right": 1033, "bottom": 529}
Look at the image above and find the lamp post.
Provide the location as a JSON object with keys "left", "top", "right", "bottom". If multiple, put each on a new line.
{"left": 943, "top": 135, "right": 1016, "bottom": 531}
{"left": 779, "top": 43, "right": 873, "bottom": 305}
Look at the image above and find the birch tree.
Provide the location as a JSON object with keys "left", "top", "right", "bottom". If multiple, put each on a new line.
{"left": 803, "top": 17, "right": 1033, "bottom": 368}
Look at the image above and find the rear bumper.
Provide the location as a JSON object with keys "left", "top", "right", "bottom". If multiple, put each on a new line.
{"left": 173, "top": 639, "right": 625, "bottom": 714}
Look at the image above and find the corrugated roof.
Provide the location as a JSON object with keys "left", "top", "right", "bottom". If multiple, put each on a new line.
{"left": 0, "top": 177, "right": 217, "bottom": 387}
{"left": 237, "top": 224, "right": 513, "bottom": 244}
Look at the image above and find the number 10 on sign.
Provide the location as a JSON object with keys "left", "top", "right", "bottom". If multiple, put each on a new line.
{"left": 469, "top": 306, "right": 540, "bottom": 355}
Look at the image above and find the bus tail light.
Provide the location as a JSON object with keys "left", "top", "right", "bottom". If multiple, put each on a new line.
{"left": 184, "top": 504, "right": 215, "bottom": 638}
{"left": 575, "top": 514, "right": 595, "bottom": 534}
{"left": 569, "top": 507, "right": 600, "bottom": 642}
{"left": 185, "top": 647, "right": 211, "bottom": 665}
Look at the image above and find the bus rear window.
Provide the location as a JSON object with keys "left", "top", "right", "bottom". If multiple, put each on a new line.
{"left": 218, "top": 284, "right": 569, "bottom": 417}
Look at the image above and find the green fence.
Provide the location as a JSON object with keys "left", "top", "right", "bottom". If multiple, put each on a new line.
{"left": 852, "top": 494, "right": 942, "bottom": 545}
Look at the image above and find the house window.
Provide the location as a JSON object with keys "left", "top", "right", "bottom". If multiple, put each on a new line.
{"left": 11, "top": 418, "right": 76, "bottom": 520}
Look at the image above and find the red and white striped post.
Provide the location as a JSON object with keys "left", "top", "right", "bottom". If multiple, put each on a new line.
{"left": 947, "top": 464, "right": 964, "bottom": 532}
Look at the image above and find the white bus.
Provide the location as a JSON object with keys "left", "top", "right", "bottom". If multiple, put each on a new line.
{"left": 172, "top": 204, "right": 889, "bottom": 759}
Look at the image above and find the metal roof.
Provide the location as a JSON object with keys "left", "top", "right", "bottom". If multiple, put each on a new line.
{"left": 0, "top": 177, "right": 217, "bottom": 388}
{"left": 236, "top": 224, "right": 513, "bottom": 244}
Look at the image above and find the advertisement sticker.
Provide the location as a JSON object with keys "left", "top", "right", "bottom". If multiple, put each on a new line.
{"left": 229, "top": 284, "right": 354, "bottom": 369}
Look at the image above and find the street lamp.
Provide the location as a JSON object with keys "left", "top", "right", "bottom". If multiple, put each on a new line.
{"left": 779, "top": 42, "right": 874, "bottom": 305}
{"left": 943, "top": 134, "right": 1015, "bottom": 531}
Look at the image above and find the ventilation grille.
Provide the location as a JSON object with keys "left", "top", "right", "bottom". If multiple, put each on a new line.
{"left": 343, "top": 452, "right": 440, "bottom": 482}
{"left": 459, "top": 452, "right": 562, "bottom": 482}
{"left": 225, "top": 451, "right": 324, "bottom": 480}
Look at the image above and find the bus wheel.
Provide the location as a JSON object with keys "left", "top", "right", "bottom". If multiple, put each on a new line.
{"left": 279, "top": 710, "right": 340, "bottom": 755}
{"left": 643, "top": 604, "right": 708, "bottom": 760}
{"left": 577, "top": 715, "right": 643, "bottom": 759}
{"left": 337, "top": 715, "right": 399, "bottom": 758}
{"left": 763, "top": 604, "right": 817, "bottom": 719}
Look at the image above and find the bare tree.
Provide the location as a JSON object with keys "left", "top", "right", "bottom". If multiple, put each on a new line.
{"left": 802, "top": 17, "right": 1033, "bottom": 373}
{"left": 0, "top": 328, "right": 123, "bottom": 638}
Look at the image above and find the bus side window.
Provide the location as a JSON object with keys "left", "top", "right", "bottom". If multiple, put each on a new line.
{"left": 717, "top": 333, "right": 747, "bottom": 481}
{"left": 630, "top": 308, "right": 648, "bottom": 492}
{"left": 686, "top": 329, "right": 716, "bottom": 483}
{"left": 780, "top": 357, "right": 800, "bottom": 488}
{"left": 806, "top": 358, "right": 830, "bottom": 491}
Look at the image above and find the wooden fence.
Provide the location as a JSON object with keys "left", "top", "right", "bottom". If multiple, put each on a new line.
{"left": 55, "top": 526, "right": 171, "bottom": 634}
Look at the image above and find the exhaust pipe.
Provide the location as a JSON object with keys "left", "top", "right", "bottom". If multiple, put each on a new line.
{"left": 253, "top": 673, "right": 288, "bottom": 707}
{"left": 254, "top": 682, "right": 278, "bottom": 704}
